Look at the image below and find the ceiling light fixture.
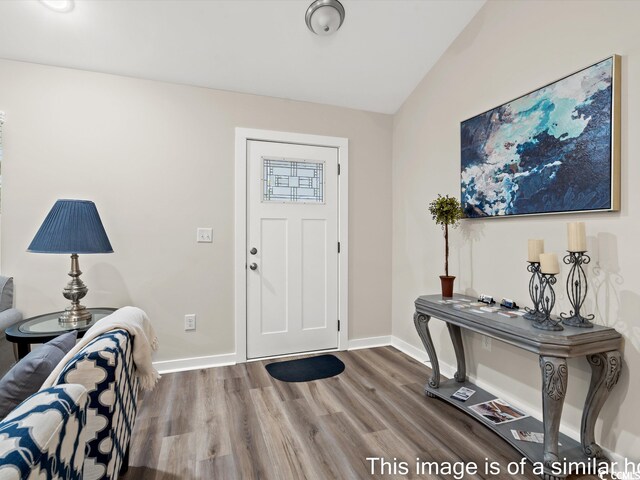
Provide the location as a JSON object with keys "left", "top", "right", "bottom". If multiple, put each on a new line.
{"left": 305, "top": 0, "right": 345, "bottom": 36}
{"left": 38, "top": 0, "right": 74, "bottom": 13}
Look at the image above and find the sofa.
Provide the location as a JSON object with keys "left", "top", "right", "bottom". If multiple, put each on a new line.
{"left": 0, "top": 276, "right": 23, "bottom": 378}
{"left": 0, "top": 328, "right": 139, "bottom": 480}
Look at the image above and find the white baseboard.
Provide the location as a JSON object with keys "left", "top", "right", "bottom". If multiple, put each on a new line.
{"left": 154, "top": 335, "right": 393, "bottom": 373}
{"left": 348, "top": 335, "right": 392, "bottom": 350}
{"left": 153, "top": 353, "right": 237, "bottom": 374}
{"left": 154, "top": 335, "right": 392, "bottom": 373}
{"left": 390, "top": 336, "right": 431, "bottom": 364}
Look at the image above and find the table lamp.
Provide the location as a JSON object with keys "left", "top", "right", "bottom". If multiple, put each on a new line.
{"left": 27, "top": 199, "right": 113, "bottom": 327}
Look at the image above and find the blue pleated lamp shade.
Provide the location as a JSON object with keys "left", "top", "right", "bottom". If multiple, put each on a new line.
{"left": 27, "top": 200, "right": 114, "bottom": 254}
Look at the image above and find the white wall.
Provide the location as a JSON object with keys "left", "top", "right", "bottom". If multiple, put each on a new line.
{"left": 392, "top": 0, "right": 640, "bottom": 460}
{"left": 0, "top": 59, "right": 393, "bottom": 363}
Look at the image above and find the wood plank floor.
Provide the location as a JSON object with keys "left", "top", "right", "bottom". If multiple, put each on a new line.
{"left": 122, "top": 347, "right": 599, "bottom": 480}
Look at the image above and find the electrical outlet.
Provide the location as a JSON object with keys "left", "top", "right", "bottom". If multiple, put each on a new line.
{"left": 197, "top": 228, "right": 213, "bottom": 243}
{"left": 184, "top": 314, "right": 196, "bottom": 331}
{"left": 482, "top": 336, "right": 492, "bottom": 352}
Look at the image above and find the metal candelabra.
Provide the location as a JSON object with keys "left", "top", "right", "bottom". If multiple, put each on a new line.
{"left": 533, "top": 273, "right": 564, "bottom": 331}
{"left": 524, "top": 262, "right": 544, "bottom": 321}
{"left": 560, "top": 251, "right": 595, "bottom": 328}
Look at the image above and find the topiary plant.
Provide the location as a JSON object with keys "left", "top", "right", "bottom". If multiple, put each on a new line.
{"left": 428, "top": 194, "right": 464, "bottom": 277}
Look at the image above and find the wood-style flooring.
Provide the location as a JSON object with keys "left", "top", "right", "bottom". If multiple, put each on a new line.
{"left": 122, "top": 347, "right": 598, "bottom": 480}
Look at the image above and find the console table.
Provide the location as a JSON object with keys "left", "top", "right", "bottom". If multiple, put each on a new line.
{"left": 414, "top": 294, "right": 623, "bottom": 480}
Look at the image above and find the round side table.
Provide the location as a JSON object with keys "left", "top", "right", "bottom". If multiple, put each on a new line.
{"left": 5, "top": 307, "right": 117, "bottom": 359}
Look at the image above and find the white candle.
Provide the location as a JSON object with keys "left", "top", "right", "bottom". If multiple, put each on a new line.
{"left": 539, "top": 253, "right": 560, "bottom": 275}
{"left": 527, "top": 239, "right": 544, "bottom": 263}
{"left": 567, "top": 222, "right": 587, "bottom": 252}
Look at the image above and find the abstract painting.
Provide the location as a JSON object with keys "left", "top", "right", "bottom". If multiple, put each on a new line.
{"left": 461, "top": 56, "right": 620, "bottom": 218}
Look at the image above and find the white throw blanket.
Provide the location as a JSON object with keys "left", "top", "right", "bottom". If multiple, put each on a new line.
{"left": 41, "top": 306, "right": 160, "bottom": 391}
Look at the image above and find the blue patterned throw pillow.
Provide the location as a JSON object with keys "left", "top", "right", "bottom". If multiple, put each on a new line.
{"left": 0, "top": 384, "right": 88, "bottom": 480}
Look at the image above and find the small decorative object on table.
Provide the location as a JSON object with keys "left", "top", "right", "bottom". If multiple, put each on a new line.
{"left": 534, "top": 253, "right": 563, "bottom": 331}
{"left": 427, "top": 194, "right": 464, "bottom": 297}
{"left": 524, "top": 239, "right": 544, "bottom": 321}
{"left": 561, "top": 222, "right": 594, "bottom": 328}
{"left": 478, "top": 294, "right": 495, "bottom": 305}
{"left": 500, "top": 298, "right": 519, "bottom": 310}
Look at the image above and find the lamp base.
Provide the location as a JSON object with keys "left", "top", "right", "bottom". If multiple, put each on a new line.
{"left": 59, "top": 253, "right": 92, "bottom": 328}
{"left": 59, "top": 305, "right": 92, "bottom": 328}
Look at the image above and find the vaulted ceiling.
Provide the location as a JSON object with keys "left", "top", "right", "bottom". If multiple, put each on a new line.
{"left": 0, "top": 0, "right": 484, "bottom": 114}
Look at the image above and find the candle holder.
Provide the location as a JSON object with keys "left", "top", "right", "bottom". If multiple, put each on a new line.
{"left": 533, "top": 273, "right": 564, "bottom": 331}
{"left": 560, "top": 251, "right": 595, "bottom": 328}
{"left": 524, "top": 262, "right": 544, "bottom": 321}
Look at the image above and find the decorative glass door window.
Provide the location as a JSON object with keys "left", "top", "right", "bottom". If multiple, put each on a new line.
{"left": 263, "top": 157, "right": 324, "bottom": 203}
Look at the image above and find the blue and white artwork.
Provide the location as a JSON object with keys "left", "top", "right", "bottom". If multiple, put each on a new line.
{"left": 461, "top": 57, "right": 617, "bottom": 218}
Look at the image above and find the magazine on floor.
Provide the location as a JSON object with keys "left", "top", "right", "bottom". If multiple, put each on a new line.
{"left": 469, "top": 399, "right": 529, "bottom": 425}
{"left": 451, "top": 387, "right": 476, "bottom": 402}
{"left": 511, "top": 430, "right": 544, "bottom": 443}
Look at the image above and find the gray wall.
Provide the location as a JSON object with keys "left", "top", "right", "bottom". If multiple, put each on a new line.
{"left": 392, "top": 0, "right": 640, "bottom": 460}
{"left": 0, "top": 59, "right": 393, "bottom": 362}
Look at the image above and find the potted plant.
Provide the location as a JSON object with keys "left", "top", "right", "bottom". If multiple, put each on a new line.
{"left": 428, "top": 194, "right": 464, "bottom": 297}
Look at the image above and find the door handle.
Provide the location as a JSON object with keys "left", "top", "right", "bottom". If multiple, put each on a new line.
{"left": 250, "top": 247, "right": 258, "bottom": 255}
{"left": 249, "top": 263, "right": 258, "bottom": 271}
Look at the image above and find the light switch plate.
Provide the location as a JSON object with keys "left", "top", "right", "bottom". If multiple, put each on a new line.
{"left": 197, "top": 228, "right": 213, "bottom": 243}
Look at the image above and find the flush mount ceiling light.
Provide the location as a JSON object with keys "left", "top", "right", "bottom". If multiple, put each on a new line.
{"left": 38, "top": 0, "right": 74, "bottom": 13}
{"left": 305, "top": 0, "right": 345, "bottom": 36}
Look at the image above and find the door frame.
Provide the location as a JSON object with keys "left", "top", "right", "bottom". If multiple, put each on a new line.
{"left": 234, "top": 128, "right": 349, "bottom": 363}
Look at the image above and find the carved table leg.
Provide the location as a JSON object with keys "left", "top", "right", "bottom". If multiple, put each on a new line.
{"left": 414, "top": 312, "right": 440, "bottom": 396}
{"left": 540, "top": 356, "right": 568, "bottom": 478}
{"left": 581, "top": 351, "right": 622, "bottom": 459}
{"left": 447, "top": 324, "right": 466, "bottom": 382}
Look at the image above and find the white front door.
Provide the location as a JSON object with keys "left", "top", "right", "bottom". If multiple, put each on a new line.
{"left": 246, "top": 140, "right": 339, "bottom": 359}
